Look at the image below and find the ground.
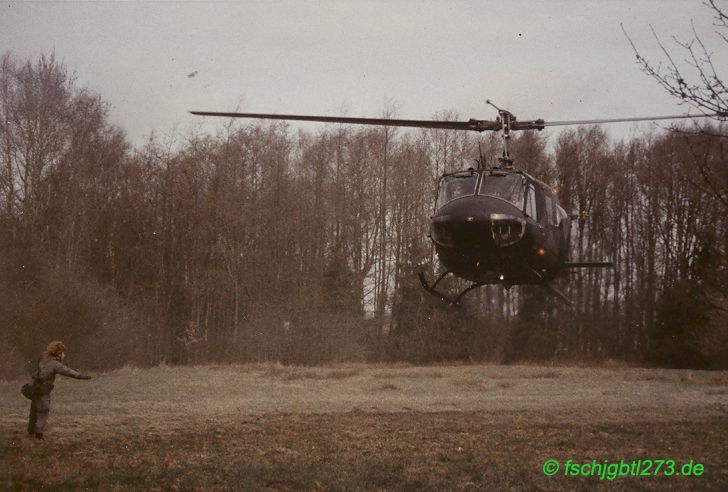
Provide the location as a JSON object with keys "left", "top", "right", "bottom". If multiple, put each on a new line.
{"left": 2, "top": 363, "right": 727, "bottom": 490}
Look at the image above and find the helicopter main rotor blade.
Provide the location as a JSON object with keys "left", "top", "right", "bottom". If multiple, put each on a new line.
{"left": 189, "top": 111, "right": 502, "bottom": 132}
{"left": 534, "top": 113, "right": 724, "bottom": 128}
{"left": 190, "top": 110, "right": 725, "bottom": 132}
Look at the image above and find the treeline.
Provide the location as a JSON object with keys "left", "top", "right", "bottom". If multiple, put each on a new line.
{"left": 1, "top": 53, "right": 726, "bottom": 377}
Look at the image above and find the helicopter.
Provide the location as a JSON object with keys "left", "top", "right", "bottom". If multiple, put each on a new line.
{"left": 190, "top": 102, "right": 720, "bottom": 306}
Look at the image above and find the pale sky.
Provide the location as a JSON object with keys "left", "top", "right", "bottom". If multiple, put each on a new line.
{"left": 3, "top": 1, "right": 725, "bottom": 145}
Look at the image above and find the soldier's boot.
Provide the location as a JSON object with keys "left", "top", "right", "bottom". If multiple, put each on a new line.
{"left": 35, "top": 433, "right": 43, "bottom": 440}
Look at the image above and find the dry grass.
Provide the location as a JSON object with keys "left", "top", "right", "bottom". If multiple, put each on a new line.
{"left": 2, "top": 363, "right": 727, "bottom": 490}
{"left": 259, "top": 364, "right": 363, "bottom": 381}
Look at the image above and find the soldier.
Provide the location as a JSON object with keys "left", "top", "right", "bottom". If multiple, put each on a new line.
{"left": 28, "top": 341, "right": 92, "bottom": 440}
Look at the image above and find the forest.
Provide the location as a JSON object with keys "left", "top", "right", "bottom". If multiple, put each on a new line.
{"left": 1, "top": 52, "right": 726, "bottom": 377}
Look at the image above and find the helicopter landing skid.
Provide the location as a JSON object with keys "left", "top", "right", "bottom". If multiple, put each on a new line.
{"left": 418, "top": 271, "right": 484, "bottom": 307}
{"left": 543, "top": 283, "right": 573, "bottom": 306}
{"left": 525, "top": 266, "right": 573, "bottom": 306}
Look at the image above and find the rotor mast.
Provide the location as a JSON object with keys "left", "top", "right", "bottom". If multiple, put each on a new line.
{"left": 486, "top": 100, "right": 515, "bottom": 168}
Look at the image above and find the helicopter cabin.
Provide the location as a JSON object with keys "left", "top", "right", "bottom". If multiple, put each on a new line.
{"left": 437, "top": 169, "right": 568, "bottom": 229}
{"left": 434, "top": 168, "right": 571, "bottom": 272}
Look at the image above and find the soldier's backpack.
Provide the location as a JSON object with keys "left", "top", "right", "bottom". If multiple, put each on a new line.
{"left": 20, "top": 361, "right": 41, "bottom": 399}
{"left": 21, "top": 382, "right": 36, "bottom": 399}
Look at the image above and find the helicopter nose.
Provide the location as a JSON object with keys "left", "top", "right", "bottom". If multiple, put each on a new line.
{"left": 430, "top": 196, "right": 525, "bottom": 249}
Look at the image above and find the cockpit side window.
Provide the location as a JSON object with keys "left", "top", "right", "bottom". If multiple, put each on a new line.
{"left": 525, "top": 185, "right": 538, "bottom": 221}
{"left": 479, "top": 173, "right": 525, "bottom": 209}
{"left": 541, "top": 192, "right": 555, "bottom": 226}
{"left": 436, "top": 172, "right": 478, "bottom": 208}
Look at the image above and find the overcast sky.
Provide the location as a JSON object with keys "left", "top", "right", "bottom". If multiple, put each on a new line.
{"left": 3, "top": 1, "right": 725, "bottom": 145}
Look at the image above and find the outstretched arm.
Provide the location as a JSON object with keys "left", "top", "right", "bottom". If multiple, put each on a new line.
{"left": 52, "top": 360, "right": 92, "bottom": 379}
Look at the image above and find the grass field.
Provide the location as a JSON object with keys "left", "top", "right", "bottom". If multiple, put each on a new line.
{"left": 2, "top": 363, "right": 727, "bottom": 490}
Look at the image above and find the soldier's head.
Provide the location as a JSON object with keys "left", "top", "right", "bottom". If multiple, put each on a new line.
{"left": 44, "top": 341, "right": 67, "bottom": 361}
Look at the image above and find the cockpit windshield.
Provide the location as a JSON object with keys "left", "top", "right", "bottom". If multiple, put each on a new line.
{"left": 437, "top": 172, "right": 478, "bottom": 208}
{"left": 479, "top": 173, "right": 525, "bottom": 209}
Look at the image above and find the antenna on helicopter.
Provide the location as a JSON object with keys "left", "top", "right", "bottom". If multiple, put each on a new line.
{"left": 486, "top": 99, "right": 515, "bottom": 168}
{"left": 476, "top": 141, "right": 487, "bottom": 169}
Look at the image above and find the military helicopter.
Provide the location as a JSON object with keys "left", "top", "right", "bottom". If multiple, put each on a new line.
{"left": 190, "top": 102, "right": 718, "bottom": 305}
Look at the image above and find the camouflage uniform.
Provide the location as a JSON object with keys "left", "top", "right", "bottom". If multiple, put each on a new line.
{"left": 28, "top": 357, "right": 90, "bottom": 437}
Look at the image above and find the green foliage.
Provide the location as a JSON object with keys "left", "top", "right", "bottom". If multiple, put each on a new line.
{"left": 647, "top": 283, "right": 709, "bottom": 369}
{"left": 647, "top": 231, "right": 728, "bottom": 370}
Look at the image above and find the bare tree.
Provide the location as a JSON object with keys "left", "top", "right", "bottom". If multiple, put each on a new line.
{"left": 623, "top": 0, "right": 727, "bottom": 122}
{"left": 623, "top": 4, "right": 728, "bottom": 367}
